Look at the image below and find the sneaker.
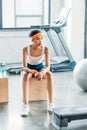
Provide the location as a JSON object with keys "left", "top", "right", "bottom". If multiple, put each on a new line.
{"left": 21, "top": 104, "right": 29, "bottom": 117}
{"left": 47, "top": 103, "right": 55, "bottom": 112}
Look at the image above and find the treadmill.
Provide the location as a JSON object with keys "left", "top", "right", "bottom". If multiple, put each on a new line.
{"left": 47, "top": 8, "right": 76, "bottom": 72}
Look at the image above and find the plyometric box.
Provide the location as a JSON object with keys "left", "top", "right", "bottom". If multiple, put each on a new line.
{"left": 0, "top": 78, "right": 8, "bottom": 103}
{"left": 29, "top": 77, "right": 47, "bottom": 101}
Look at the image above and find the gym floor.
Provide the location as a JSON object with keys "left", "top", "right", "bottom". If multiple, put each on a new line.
{"left": 0, "top": 71, "right": 87, "bottom": 130}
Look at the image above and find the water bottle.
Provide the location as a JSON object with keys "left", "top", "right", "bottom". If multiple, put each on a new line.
{"left": 1, "top": 63, "right": 7, "bottom": 78}
{"left": 0, "top": 65, "right": 2, "bottom": 77}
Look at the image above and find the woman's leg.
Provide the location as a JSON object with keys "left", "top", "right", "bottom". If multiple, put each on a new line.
{"left": 21, "top": 72, "right": 32, "bottom": 116}
{"left": 46, "top": 71, "right": 55, "bottom": 111}
{"left": 22, "top": 72, "right": 27, "bottom": 104}
{"left": 46, "top": 71, "right": 54, "bottom": 104}
{"left": 22, "top": 72, "right": 32, "bottom": 104}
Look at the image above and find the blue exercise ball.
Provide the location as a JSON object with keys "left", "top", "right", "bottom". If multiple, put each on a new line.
{"left": 73, "top": 59, "right": 87, "bottom": 90}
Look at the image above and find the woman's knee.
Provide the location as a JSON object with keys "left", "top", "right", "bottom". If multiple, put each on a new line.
{"left": 46, "top": 71, "right": 53, "bottom": 79}
{"left": 22, "top": 72, "right": 32, "bottom": 81}
{"left": 26, "top": 73, "right": 32, "bottom": 80}
{"left": 22, "top": 73, "right": 27, "bottom": 81}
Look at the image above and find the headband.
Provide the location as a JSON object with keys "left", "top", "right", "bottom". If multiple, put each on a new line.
{"left": 31, "top": 33, "right": 42, "bottom": 40}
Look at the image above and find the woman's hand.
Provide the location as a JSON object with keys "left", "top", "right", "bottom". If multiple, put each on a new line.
{"left": 23, "top": 67, "right": 37, "bottom": 74}
{"left": 34, "top": 72, "right": 43, "bottom": 81}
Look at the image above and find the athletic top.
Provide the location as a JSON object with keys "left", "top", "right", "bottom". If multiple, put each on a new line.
{"left": 27, "top": 45, "right": 45, "bottom": 65}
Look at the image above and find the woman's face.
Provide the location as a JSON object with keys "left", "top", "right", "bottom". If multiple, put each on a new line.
{"left": 33, "top": 36, "right": 43, "bottom": 46}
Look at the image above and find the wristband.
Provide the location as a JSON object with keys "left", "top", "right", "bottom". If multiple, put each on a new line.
{"left": 31, "top": 70, "right": 36, "bottom": 74}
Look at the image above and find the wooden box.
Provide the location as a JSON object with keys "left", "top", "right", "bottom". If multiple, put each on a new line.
{"left": 0, "top": 78, "right": 8, "bottom": 103}
{"left": 29, "top": 77, "right": 47, "bottom": 101}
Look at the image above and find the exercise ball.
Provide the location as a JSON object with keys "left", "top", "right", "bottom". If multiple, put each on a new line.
{"left": 73, "top": 59, "right": 87, "bottom": 90}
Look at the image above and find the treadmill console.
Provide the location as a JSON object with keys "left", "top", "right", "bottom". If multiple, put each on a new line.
{"left": 51, "top": 8, "right": 71, "bottom": 27}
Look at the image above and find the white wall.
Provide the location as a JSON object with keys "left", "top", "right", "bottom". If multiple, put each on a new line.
{"left": 0, "top": 31, "right": 28, "bottom": 63}
{"left": 71, "top": 0, "right": 85, "bottom": 62}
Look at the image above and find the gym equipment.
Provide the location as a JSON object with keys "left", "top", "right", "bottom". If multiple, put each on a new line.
{"left": 52, "top": 106, "right": 87, "bottom": 130}
{"left": 73, "top": 59, "right": 87, "bottom": 90}
{"left": 6, "top": 62, "right": 22, "bottom": 74}
{"left": 7, "top": 8, "right": 76, "bottom": 74}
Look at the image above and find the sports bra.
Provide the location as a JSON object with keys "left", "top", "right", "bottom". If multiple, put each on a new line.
{"left": 27, "top": 45, "right": 45, "bottom": 65}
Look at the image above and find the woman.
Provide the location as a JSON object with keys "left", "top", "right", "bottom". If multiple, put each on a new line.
{"left": 21, "top": 30, "right": 55, "bottom": 117}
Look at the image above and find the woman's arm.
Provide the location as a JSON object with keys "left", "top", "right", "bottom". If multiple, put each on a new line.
{"left": 22, "top": 47, "right": 37, "bottom": 74}
{"left": 38, "top": 46, "right": 50, "bottom": 79}
{"left": 23, "top": 47, "right": 27, "bottom": 68}
{"left": 39, "top": 46, "right": 50, "bottom": 77}
{"left": 23, "top": 47, "right": 31, "bottom": 73}
{"left": 44, "top": 46, "right": 50, "bottom": 71}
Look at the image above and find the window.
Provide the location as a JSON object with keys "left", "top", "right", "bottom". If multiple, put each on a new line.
{"left": 2, "top": 0, "right": 50, "bottom": 28}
